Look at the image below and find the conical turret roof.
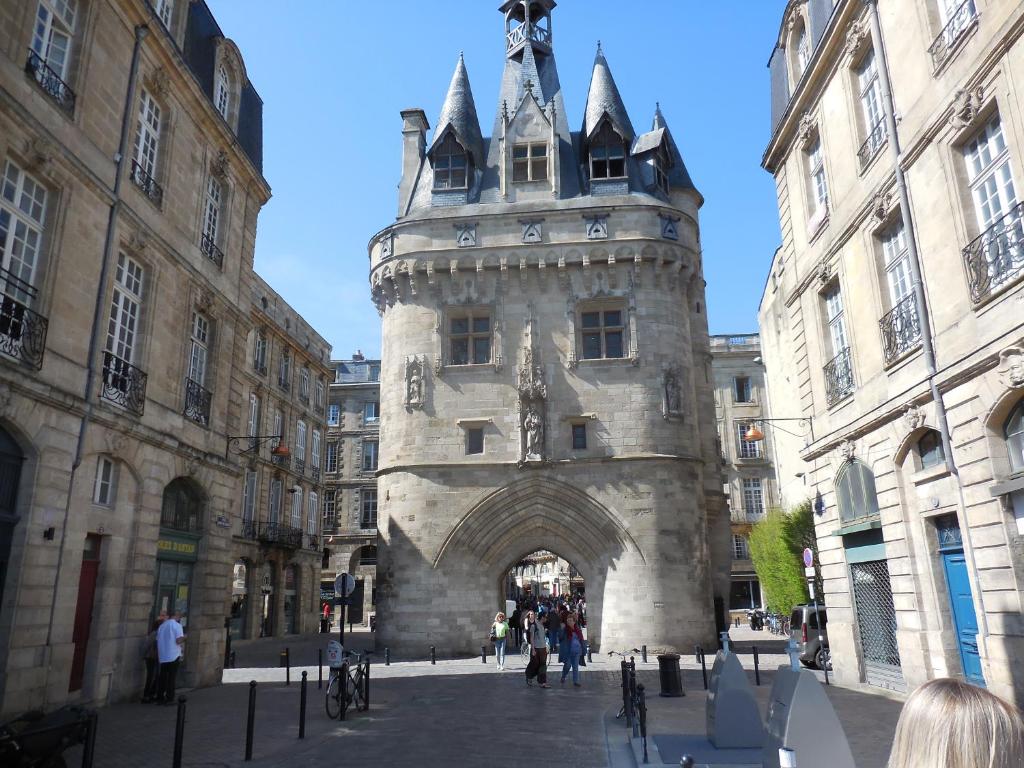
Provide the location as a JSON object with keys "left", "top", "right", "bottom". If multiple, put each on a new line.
{"left": 582, "top": 44, "right": 634, "bottom": 142}
{"left": 631, "top": 103, "right": 699, "bottom": 199}
{"left": 428, "top": 53, "right": 485, "bottom": 168}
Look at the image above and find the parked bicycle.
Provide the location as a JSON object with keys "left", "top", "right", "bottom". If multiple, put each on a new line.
{"left": 325, "top": 649, "right": 373, "bottom": 720}
{"left": 607, "top": 649, "right": 641, "bottom": 721}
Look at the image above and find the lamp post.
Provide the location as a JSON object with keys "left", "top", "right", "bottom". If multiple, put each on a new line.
{"left": 225, "top": 435, "right": 288, "bottom": 459}
{"left": 742, "top": 417, "right": 813, "bottom": 444}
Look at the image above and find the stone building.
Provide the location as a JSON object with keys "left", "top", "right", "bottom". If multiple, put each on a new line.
{"left": 710, "top": 334, "right": 774, "bottom": 618}
{"left": 759, "top": 0, "right": 1024, "bottom": 704}
{"left": 227, "top": 274, "right": 330, "bottom": 642}
{"left": 368, "top": 0, "right": 728, "bottom": 656}
{"left": 0, "top": 0, "right": 327, "bottom": 715}
{"left": 321, "top": 353, "right": 380, "bottom": 628}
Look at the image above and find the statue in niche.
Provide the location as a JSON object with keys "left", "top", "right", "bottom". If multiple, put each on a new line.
{"left": 524, "top": 406, "right": 544, "bottom": 460}
{"left": 405, "top": 356, "right": 424, "bottom": 409}
{"left": 518, "top": 347, "right": 547, "bottom": 400}
{"left": 662, "top": 365, "right": 682, "bottom": 419}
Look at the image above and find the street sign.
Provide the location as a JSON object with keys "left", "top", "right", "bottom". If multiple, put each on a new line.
{"left": 804, "top": 566, "right": 816, "bottom": 578}
{"left": 802, "top": 548, "right": 814, "bottom": 568}
{"left": 335, "top": 572, "right": 355, "bottom": 598}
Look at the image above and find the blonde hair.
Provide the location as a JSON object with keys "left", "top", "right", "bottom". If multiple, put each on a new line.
{"left": 887, "top": 678, "right": 1024, "bottom": 768}
{"left": 495, "top": 612, "right": 505, "bottom": 622}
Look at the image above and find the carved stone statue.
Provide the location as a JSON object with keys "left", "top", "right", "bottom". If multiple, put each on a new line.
{"left": 405, "top": 356, "right": 424, "bottom": 408}
{"left": 998, "top": 346, "right": 1024, "bottom": 389}
{"left": 524, "top": 406, "right": 543, "bottom": 459}
{"left": 663, "top": 365, "right": 682, "bottom": 418}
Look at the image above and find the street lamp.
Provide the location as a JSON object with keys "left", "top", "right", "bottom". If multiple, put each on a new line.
{"left": 742, "top": 418, "right": 814, "bottom": 443}
{"left": 224, "top": 434, "right": 289, "bottom": 458}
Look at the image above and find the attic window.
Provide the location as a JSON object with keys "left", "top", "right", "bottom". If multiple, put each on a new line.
{"left": 590, "top": 123, "right": 626, "bottom": 180}
{"left": 654, "top": 146, "right": 670, "bottom": 194}
{"left": 513, "top": 143, "right": 548, "bottom": 182}
{"left": 433, "top": 133, "right": 468, "bottom": 190}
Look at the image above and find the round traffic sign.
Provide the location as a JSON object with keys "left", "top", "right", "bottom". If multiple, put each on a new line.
{"left": 802, "top": 548, "right": 814, "bottom": 568}
{"left": 334, "top": 572, "right": 356, "bottom": 597}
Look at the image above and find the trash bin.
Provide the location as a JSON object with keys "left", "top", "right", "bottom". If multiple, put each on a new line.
{"left": 657, "top": 653, "right": 683, "bottom": 697}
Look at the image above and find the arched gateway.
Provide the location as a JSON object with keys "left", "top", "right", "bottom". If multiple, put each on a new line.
{"left": 370, "top": 1, "right": 729, "bottom": 657}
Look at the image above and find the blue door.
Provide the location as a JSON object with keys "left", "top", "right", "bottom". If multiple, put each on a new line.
{"left": 941, "top": 551, "right": 985, "bottom": 686}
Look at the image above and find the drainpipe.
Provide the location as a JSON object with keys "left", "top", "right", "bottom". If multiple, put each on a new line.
{"left": 865, "top": 1, "right": 989, "bottom": 649}
{"left": 43, "top": 25, "right": 149, "bottom": 661}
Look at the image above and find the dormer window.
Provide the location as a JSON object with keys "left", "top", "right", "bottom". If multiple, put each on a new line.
{"left": 590, "top": 123, "right": 626, "bottom": 180}
{"left": 433, "top": 133, "right": 468, "bottom": 190}
{"left": 512, "top": 142, "right": 548, "bottom": 182}
{"left": 654, "top": 145, "right": 670, "bottom": 194}
{"left": 215, "top": 64, "right": 231, "bottom": 121}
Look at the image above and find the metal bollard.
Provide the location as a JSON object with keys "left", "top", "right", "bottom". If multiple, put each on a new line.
{"left": 587, "top": 645, "right": 593, "bottom": 663}
{"left": 779, "top": 747, "right": 797, "bottom": 767}
{"left": 430, "top": 645, "right": 436, "bottom": 664}
{"left": 481, "top": 645, "right": 487, "bottom": 664}
{"left": 638, "top": 683, "right": 648, "bottom": 764}
{"left": 172, "top": 696, "right": 186, "bottom": 768}
{"left": 285, "top": 647, "right": 290, "bottom": 686}
{"left": 81, "top": 710, "right": 98, "bottom": 768}
{"left": 753, "top": 645, "right": 760, "bottom": 686}
{"left": 620, "top": 660, "right": 630, "bottom": 726}
{"left": 629, "top": 659, "right": 639, "bottom": 739}
{"left": 680, "top": 757, "right": 695, "bottom": 768}
{"left": 299, "top": 672, "right": 307, "bottom": 739}
{"left": 339, "top": 662, "right": 348, "bottom": 722}
{"left": 318, "top": 648, "right": 323, "bottom": 690}
{"left": 224, "top": 617, "right": 232, "bottom": 670}
{"left": 700, "top": 649, "right": 708, "bottom": 691}
{"left": 363, "top": 658, "right": 371, "bottom": 710}
{"left": 694, "top": 644, "right": 701, "bottom": 664}
{"left": 244, "top": 681, "right": 256, "bottom": 761}
{"left": 642, "top": 644, "right": 648, "bottom": 664}
{"left": 385, "top": 647, "right": 390, "bottom": 666}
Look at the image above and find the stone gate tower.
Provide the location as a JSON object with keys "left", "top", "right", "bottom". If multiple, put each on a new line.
{"left": 369, "top": 0, "right": 729, "bottom": 654}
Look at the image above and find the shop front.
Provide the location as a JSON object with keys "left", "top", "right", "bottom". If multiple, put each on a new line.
{"left": 230, "top": 560, "right": 249, "bottom": 639}
{"left": 154, "top": 532, "right": 199, "bottom": 628}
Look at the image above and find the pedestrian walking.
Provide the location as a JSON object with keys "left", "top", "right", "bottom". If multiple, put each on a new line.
{"left": 491, "top": 612, "right": 510, "bottom": 670}
{"left": 510, "top": 605, "right": 522, "bottom": 647}
{"left": 141, "top": 614, "right": 164, "bottom": 702}
{"left": 558, "top": 613, "right": 586, "bottom": 687}
{"left": 545, "top": 606, "right": 561, "bottom": 653}
{"left": 156, "top": 610, "right": 186, "bottom": 704}
{"left": 886, "top": 678, "right": 1024, "bottom": 768}
{"left": 524, "top": 610, "right": 550, "bottom": 688}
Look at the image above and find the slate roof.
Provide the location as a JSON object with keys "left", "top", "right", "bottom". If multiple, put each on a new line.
{"left": 632, "top": 105, "right": 699, "bottom": 198}
{"left": 582, "top": 45, "right": 635, "bottom": 142}
{"left": 427, "top": 54, "right": 485, "bottom": 169}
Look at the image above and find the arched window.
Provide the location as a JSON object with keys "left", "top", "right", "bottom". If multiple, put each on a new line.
{"left": 792, "top": 20, "right": 810, "bottom": 81}
{"left": 215, "top": 64, "right": 232, "bottom": 121}
{"left": 161, "top": 478, "right": 204, "bottom": 533}
{"left": 1006, "top": 401, "right": 1024, "bottom": 473}
{"left": 917, "top": 430, "right": 945, "bottom": 470}
{"left": 590, "top": 122, "right": 626, "bottom": 180}
{"left": 433, "top": 133, "right": 468, "bottom": 190}
{"left": 835, "top": 460, "right": 879, "bottom": 524}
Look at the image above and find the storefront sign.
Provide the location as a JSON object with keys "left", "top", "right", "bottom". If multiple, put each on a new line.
{"left": 157, "top": 534, "right": 198, "bottom": 562}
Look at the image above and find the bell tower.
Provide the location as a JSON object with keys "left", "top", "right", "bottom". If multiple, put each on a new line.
{"left": 501, "top": 0, "right": 555, "bottom": 59}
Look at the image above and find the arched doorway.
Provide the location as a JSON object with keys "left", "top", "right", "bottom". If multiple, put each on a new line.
{"left": 154, "top": 478, "right": 205, "bottom": 629}
{"left": 0, "top": 425, "right": 25, "bottom": 608}
{"left": 503, "top": 549, "right": 587, "bottom": 647}
{"left": 230, "top": 560, "right": 250, "bottom": 639}
{"left": 346, "top": 546, "right": 377, "bottom": 626}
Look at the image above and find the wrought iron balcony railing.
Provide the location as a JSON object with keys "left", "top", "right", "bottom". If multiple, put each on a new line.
{"left": 306, "top": 533, "right": 319, "bottom": 551}
{"left": 130, "top": 159, "right": 163, "bottom": 207}
{"left": 0, "top": 269, "right": 48, "bottom": 370}
{"left": 294, "top": 458, "right": 306, "bottom": 476}
{"left": 824, "top": 347, "right": 855, "bottom": 406}
{"left": 25, "top": 50, "right": 76, "bottom": 114}
{"left": 271, "top": 452, "right": 290, "bottom": 470}
{"left": 200, "top": 232, "right": 224, "bottom": 269}
{"left": 963, "top": 201, "right": 1024, "bottom": 304}
{"left": 183, "top": 377, "right": 212, "bottom": 426}
{"left": 253, "top": 356, "right": 267, "bottom": 376}
{"left": 277, "top": 376, "right": 291, "bottom": 392}
{"left": 928, "top": 0, "right": 978, "bottom": 70}
{"left": 240, "top": 518, "right": 258, "bottom": 541}
{"left": 257, "top": 521, "right": 303, "bottom": 549}
{"left": 310, "top": 467, "right": 320, "bottom": 483}
{"left": 101, "top": 350, "right": 148, "bottom": 415}
{"left": 880, "top": 294, "right": 922, "bottom": 364}
{"left": 858, "top": 120, "right": 887, "bottom": 169}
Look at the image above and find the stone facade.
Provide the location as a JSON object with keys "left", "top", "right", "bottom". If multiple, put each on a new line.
{"left": 759, "top": 0, "right": 1024, "bottom": 705}
{"left": 368, "top": 1, "right": 727, "bottom": 656}
{"left": 321, "top": 354, "right": 380, "bottom": 628}
{"left": 710, "top": 334, "right": 775, "bottom": 618}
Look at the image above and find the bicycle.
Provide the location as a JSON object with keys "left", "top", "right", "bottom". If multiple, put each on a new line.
{"left": 325, "top": 649, "right": 374, "bottom": 719}
{"left": 607, "top": 649, "right": 641, "bottom": 721}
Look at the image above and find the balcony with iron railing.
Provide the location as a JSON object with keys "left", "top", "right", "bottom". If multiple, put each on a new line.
{"left": 295, "top": 458, "right": 305, "bottom": 476}
{"left": 271, "top": 452, "right": 290, "bottom": 470}
{"left": 310, "top": 467, "right": 320, "bottom": 483}
{"left": 731, "top": 508, "right": 766, "bottom": 524}
{"left": 963, "top": 201, "right": 1024, "bottom": 304}
{"left": 239, "top": 518, "right": 259, "bottom": 541}
{"left": 130, "top": 160, "right": 163, "bottom": 207}
{"left": 928, "top": 0, "right": 978, "bottom": 71}
{"left": 879, "top": 294, "right": 922, "bottom": 365}
{"left": 306, "top": 533, "right": 320, "bottom": 552}
{"left": 0, "top": 268, "right": 48, "bottom": 370}
{"left": 25, "top": 50, "right": 76, "bottom": 114}
{"left": 101, "top": 350, "right": 148, "bottom": 415}
{"left": 824, "top": 347, "right": 855, "bottom": 407}
{"left": 257, "top": 521, "right": 303, "bottom": 549}
{"left": 200, "top": 232, "right": 224, "bottom": 269}
{"left": 858, "top": 120, "right": 887, "bottom": 170}
{"left": 183, "top": 378, "right": 212, "bottom": 426}
{"left": 277, "top": 375, "right": 291, "bottom": 393}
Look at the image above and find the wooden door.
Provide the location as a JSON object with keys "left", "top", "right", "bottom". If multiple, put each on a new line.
{"left": 69, "top": 535, "right": 101, "bottom": 691}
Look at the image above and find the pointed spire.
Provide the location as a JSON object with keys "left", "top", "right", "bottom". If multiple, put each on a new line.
{"left": 652, "top": 102, "right": 666, "bottom": 131}
{"left": 515, "top": 40, "right": 543, "bottom": 106}
{"left": 631, "top": 103, "right": 700, "bottom": 200}
{"left": 428, "top": 54, "right": 485, "bottom": 169}
{"left": 582, "top": 43, "right": 634, "bottom": 142}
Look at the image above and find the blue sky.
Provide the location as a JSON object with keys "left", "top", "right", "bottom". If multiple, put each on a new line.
{"left": 207, "top": 1, "right": 787, "bottom": 359}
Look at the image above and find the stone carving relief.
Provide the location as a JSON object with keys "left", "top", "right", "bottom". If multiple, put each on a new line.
{"left": 518, "top": 312, "right": 547, "bottom": 466}
{"left": 871, "top": 189, "right": 893, "bottom": 223}
{"left": 379, "top": 231, "right": 394, "bottom": 259}
{"left": 455, "top": 223, "right": 477, "bottom": 248}
{"left": 817, "top": 259, "right": 832, "bottom": 286}
{"left": 662, "top": 364, "right": 683, "bottom": 420}
{"left": 949, "top": 86, "right": 985, "bottom": 129}
{"left": 998, "top": 345, "right": 1024, "bottom": 389}
{"left": 585, "top": 215, "right": 609, "bottom": 240}
{"left": 405, "top": 355, "right": 425, "bottom": 409}
{"left": 521, "top": 220, "right": 543, "bottom": 244}
{"left": 797, "top": 112, "right": 816, "bottom": 145}
{"left": 147, "top": 67, "right": 170, "bottom": 97}
{"left": 23, "top": 136, "right": 56, "bottom": 173}
{"left": 659, "top": 214, "right": 679, "bottom": 241}
{"left": 126, "top": 226, "right": 149, "bottom": 254}
{"left": 844, "top": 19, "right": 869, "bottom": 61}
{"left": 838, "top": 439, "right": 856, "bottom": 462}
{"left": 211, "top": 150, "right": 230, "bottom": 179}
{"left": 903, "top": 403, "right": 925, "bottom": 432}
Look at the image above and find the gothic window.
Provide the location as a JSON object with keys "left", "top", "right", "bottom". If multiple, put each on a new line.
{"left": 1005, "top": 401, "right": 1024, "bottom": 474}
{"left": 589, "top": 123, "right": 626, "bottom": 180}
{"left": 433, "top": 133, "right": 468, "bottom": 190}
{"left": 835, "top": 460, "right": 880, "bottom": 523}
{"left": 513, "top": 142, "right": 548, "bottom": 182}
{"left": 579, "top": 305, "right": 624, "bottom": 360}
{"left": 791, "top": 19, "right": 811, "bottom": 84}
{"left": 653, "top": 145, "right": 670, "bottom": 194}
{"left": 917, "top": 430, "right": 945, "bottom": 470}
{"left": 448, "top": 310, "right": 491, "bottom": 365}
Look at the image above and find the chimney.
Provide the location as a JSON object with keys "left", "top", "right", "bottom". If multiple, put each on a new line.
{"left": 352, "top": 350, "right": 364, "bottom": 361}
{"left": 398, "top": 109, "right": 429, "bottom": 217}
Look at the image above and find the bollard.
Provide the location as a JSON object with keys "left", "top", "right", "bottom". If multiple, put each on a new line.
{"left": 81, "top": 710, "right": 98, "bottom": 768}
{"left": 430, "top": 645, "right": 436, "bottom": 664}
{"left": 638, "top": 683, "right": 648, "bottom": 764}
{"left": 680, "top": 757, "right": 695, "bottom": 768}
{"left": 694, "top": 644, "right": 701, "bottom": 664}
{"left": 172, "top": 696, "right": 186, "bottom": 768}
{"left": 244, "top": 681, "right": 256, "bottom": 761}
{"left": 229, "top": 650, "right": 236, "bottom": 668}
{"left": 823, "top": 652, "right": 830, "bottom": 686}
{"left": 285, "top": 647, "right": 291, "bottom": 686}
{"left": 629, "top": 659, "right": 639, "bottom": 739}
{"left": 385, "top": 647, "right": 390, "bottom": 666}
{"left": 779, "top": 747, "right": 797, "bottom": 767}
{"left": 318, "top": 649, "right": 323, "bottom": 690}
{"left": 481, "top": 645, "right": 487, "bottom": 664}
{"left": 224, "top": 617, "right": 232, "bottom": 671}
{"left": 700, "top": 649, "right": 708, "bottom": 691}
{"left": 339, "top": 662, "right": 348, "bottom": 722}
{"left": 363, "top": 658, "right": 371, "bottom": 710}
{"left": 620, "top": 660, "right": 630, "bottom": 726}
{"left": 587, "top": 645, "right": 593, "bottom": 663}
{"left": 298, "top": 672, "right": 307, "bottom": 739}
{"left": 642, "top": 644, "right": 648, "bottom": 664}
{"left": 753, "top": 645, "right": 761, "bottom": 686}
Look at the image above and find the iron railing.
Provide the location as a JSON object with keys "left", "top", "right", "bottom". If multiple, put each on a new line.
{"left": 200, "top": 232, "right": 224, "bottom": 269}
{"left": 310, "top": 467, "right": 320, "bottom": 483}
{"left": 824, "top": 347, "right": 855, "bottom": 406}
{"left": 963, "top": 201, "right": 1024, "bottom": 304}
{"left": 506, "top": 22, "right": 551, "bottom": 52}
{"left": 928, "top": 0, "right": 977, "bottom": 70}
{"left": 879, "top": 294, "right": 922, "bottom": 364}
{"left": 0, "top": 268, "right": 48, "bottom": 370}
{"left": 257, "top": 521, "right": 303, "bottom": 549}
{"left": 183, "top": 378, "right": 212, "bottom": 426}
{"left": 271, "top": 453, "right": 290, "bottom": 470}
{"left": 240, "top": 518, "right": 258, "bottom": 541}
{"left": 294, "top": 458, "right": 306, "bottom": 476}
{"left": 277, "top": 376, "right": 291, "bottom": 392}
{"left": 858, "top": 120, "right": 887, "bottom": 169}
{"left": 306, "top": 533, "right": 319, "bottom": 551}
{"left": 130, "top": 159, "right": 163, "bottom": 206}
{"left": 25, "top": 50, "right": 76, "bottom": 114}
{"left": 101, "top": 351, "right": 147, "bottom": 415}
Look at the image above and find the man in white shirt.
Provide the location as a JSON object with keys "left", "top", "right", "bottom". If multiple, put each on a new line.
{"left": 156, "top": 610, "right": 186, "bottom": 704}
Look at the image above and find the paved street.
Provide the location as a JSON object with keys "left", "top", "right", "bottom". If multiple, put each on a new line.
{"left": 66, "top": 627, "right": 904, "bottom": 767}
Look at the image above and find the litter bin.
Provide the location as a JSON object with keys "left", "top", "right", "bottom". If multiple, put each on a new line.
{"left": 657, "top": 653, "right": 683, "bottom": 697}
